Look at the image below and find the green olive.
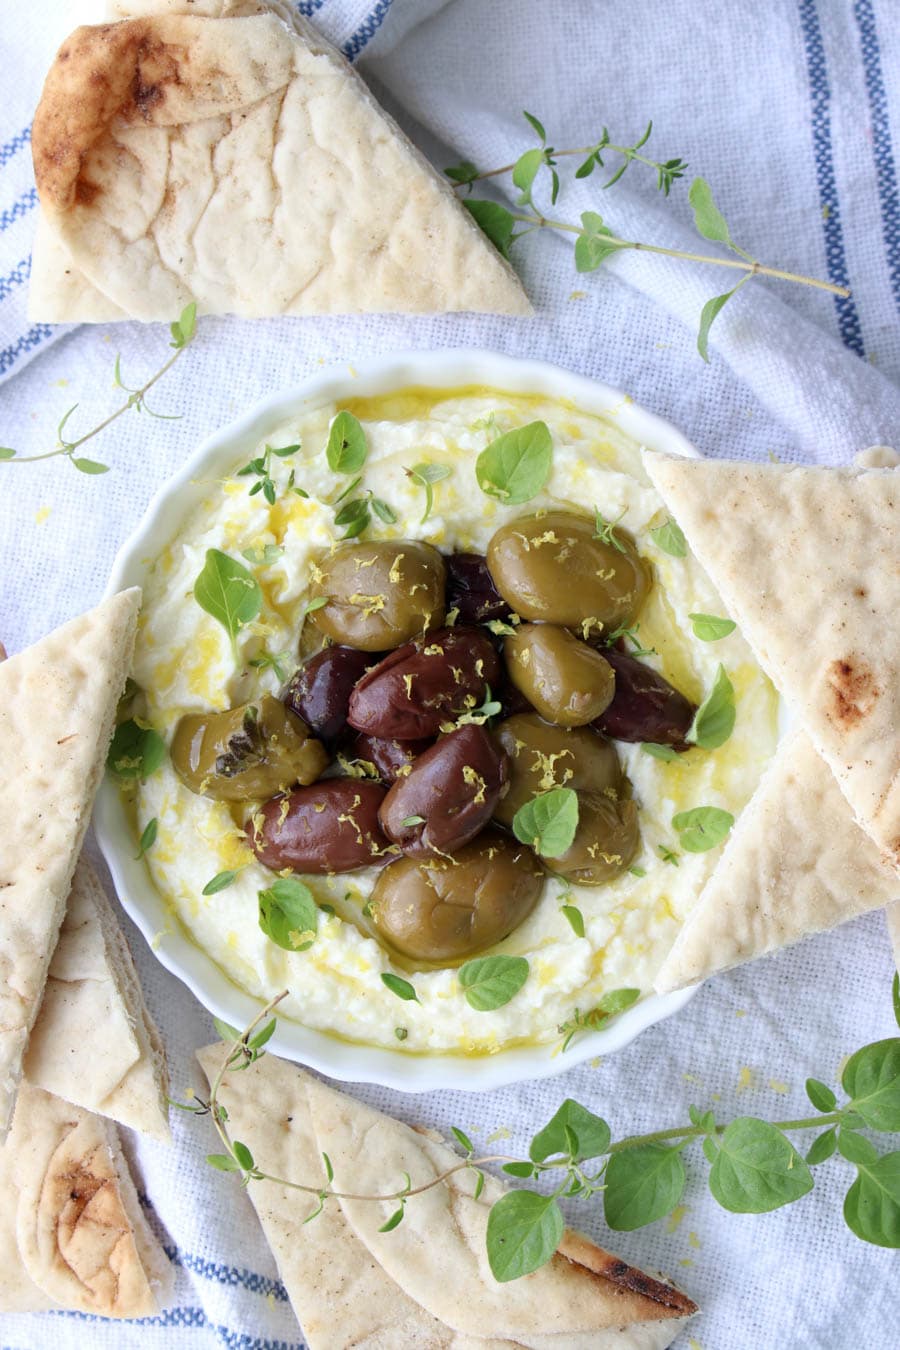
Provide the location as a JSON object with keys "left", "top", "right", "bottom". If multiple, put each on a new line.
{"left": 171, "top": 694, "right": 328, "bottom": 801}
{"left": 369, "top": 828, "right": 544, "bottom": 963}
{"left": 543, "top": 792, "right": 640, "bottom": 886}
{"left": 309, "top": 540, "right": 446, "bottom": 651}
{"left": 493, "top": 713, "right": 622, "bottom": 827}
{"left": 505, "top": 623, "right": 615, "bottom": 727}
{"left": 486, "top": 510, "right": 650, "bottom": 633}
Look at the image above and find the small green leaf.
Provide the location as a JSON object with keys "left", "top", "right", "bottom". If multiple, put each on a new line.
{"left": 842, "top": 1038, "right": 900, "bottom": 1131}
{"left": 641, "top": 742, "right": 680, "bottom": 763}
{"left": 603, "top": 1144, "right": 686, "bottom": 1231}
{"left": 271, "top": 443, "right": 300, "bottom": 458}
{"left": 444, "top": 160, "right": 479, "bottom": 187}
{"left": 806, "top": 1127, "right": 838, "bottom": 1166}
{"left": 0, "top": 447, "right": 17, "bottom": 460}
{"left": 203, "top": 869, "right": 241, "bottom": 896}
{"left": 107, "top": 719, "right": 166, "bottom": 780}
{"left": 242, "top": 544, "right": 284, "bottom": 566}
{"left": 893, "top": 973, "right": 900, "bottom": 1028}
{"left": 837, "top": 1129, "right": 879, "bottom": 1165}
{"left": 381, "top": 972, "right": 419, "bottom": 1003}
{"left": 806, "top": 1078, "right": 837, "bottom": 1113}
{"left": 649, "top": 517, "right": 687, "bottom": 557}
{"left": 522, "top": 110, "right": 547, "bottom": 142}
{"left": 486, "top": 1190, "right": 564, "bottom": 1282}
{"left": 561, "top": 904, "right": 585, "bottom": 937}
{"left": 301, "top": 596, "right": 329, "bottom": 617}
{"left": 213, "top": 1016, "right": 241, "bottom": 1042}
{"left": 512, "top": 787, "right": 579, "bottom": 858}
{"left": 708, "top": 1118, "right": 813, "bottom": 1213}
{"left": 371, "top": 496, "right": 397, "bottom": 524}
{"left": 512, "top": 147, "right": 546, "bottom": 203}
{"left": 407, "top": 462, "right": 451, "bottom": 522}
{"left": 194, "top": 549, "right": 262, "bottom": 643}
{"left": 401, "top": 815, "right": 426, "bottom": 828}
{"left": 688, "top": 664, "right": 736, "bottom": 749}
{"left": 258, "top": 878, "right": 318, "bottom": 952}
{"left": 688, "top": 613, "right": 736, "bottom": 641}
{"left": 134, "top": 817, "right": 158, "bottom": 860}
{"left": 72, "top": 457, "right": 110, "bottom": 474}
{"left": 593, "top": 507, "right": 627, "bottom": 552}
{"left": 689, "top": 177, "right": 733, "bottom": 245}
{"left": 170, "top": 300, "right": 197, "bottom": 348}
{"left": 575, "top": 152, "right": 598, "bottom": 179}
{"left": 379, "top": 1206, "right": 405, "bottom": 1233}
{"left": 672, "top": 805, "right": 734, "bottom": 853}
{"left": 464, "top": 200, "right": 517, "bottom": 259}
{"left": 233, "top": 1140, "right": 255, "bottom": 1171}
{"left": 503, "top": 1160, "right": 538, "bottom": 1178}
{"left": 472, "top": 1170, "right": 485, "bottom": 1200}
{"left": 326, "top": 410, "right": 368, "bottom": 474}
{"left": 574, "top": 212, "right": 620, "bottom": 272}
{"left": 451, "top": 1126, "right": 475, "bottom": 1155}
{"left": 322, "top": 1151, "right": 334, "bottom": 1183}
{"left": 249, "top": 1018, "right": 277, "bottom": 1051}
{"left": 843, "top": 1152, "right": 900, "bottom": 1247}
{"left": 206, "top": 1152, "right": 240, "bottom": 1172}
{"left": 597, "top": 986, "right": 641, "bottom": 1016}
{"left": 458, "top": 955, "right": 529, "bottom": 1011}
{"left": 475, "top": 421, "right": 553, "bottom": 505}
{"left": 530, "top": 1100, "right": 611, "bottom": 1163}
{"left": 697, "top": 286, "right": 741, "bottom": 363}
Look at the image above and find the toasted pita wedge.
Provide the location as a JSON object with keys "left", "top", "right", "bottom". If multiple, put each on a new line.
{"left": 0, "top": 1082, "right": 171, "bottom": 1316}
{"left": 643, "top": 451, "right": 900, "bottom": 873}
{"left": 198, "top": 1046, "right": 694, "bottom": 1349}
{"left": 655, "top": 730, "right": 900, "bottom": 992}
{"left": 0, "top": 589, "right": 140, "bottom": 1135}
{"left": 29, "top": 2, "right": 530, "bottom": 323}
{"left": 24, "top": 855, "right": 170, "bottom": 1141}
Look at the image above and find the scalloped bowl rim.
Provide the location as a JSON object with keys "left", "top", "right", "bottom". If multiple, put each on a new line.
{"left": 95, "top": 348, "right": 703, "bottom": 1093}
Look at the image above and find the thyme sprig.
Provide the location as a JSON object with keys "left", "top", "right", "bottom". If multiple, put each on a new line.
{"left": 0, "top": 303, "right": 197, "bottom": 473}
{"left": 177, "top": 978, "right": 900, "bottom": 1283}
{"left": 447, "top": 116, "right": 850, "bottom": 359}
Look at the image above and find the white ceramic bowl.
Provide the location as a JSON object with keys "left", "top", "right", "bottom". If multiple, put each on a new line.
{"left": 96, "top": 349, "right": 701, "bottom": 1093}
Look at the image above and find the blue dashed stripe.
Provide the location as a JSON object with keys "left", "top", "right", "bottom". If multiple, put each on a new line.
{"left": 0, "top": 124, "right": 30, "bottom": 171}
{"left": 797, "top": 0, "right": 866, "bottom": 355}
{"left": 0, "top": 323, "right": 53, "bottom": 376}
{"left": 0, "top": 256, "right": 30, "bottom": 303}
{"left": 293, "top": 1, "right": 326, "bottom": 15}
{"left": 0, "top": 186, "right": 38, "bottom": 234}
{"left": 49, "top": 1306, "right": 304, "bottom": 1348}
{"left": 853, "top": 0, "right": 900, "bottom": 313}
{"left": 164, "top": 1245, "right": 289, "bottom": 1303}
{"left": 342, "top": 0, "right": 394, "bottom": 59}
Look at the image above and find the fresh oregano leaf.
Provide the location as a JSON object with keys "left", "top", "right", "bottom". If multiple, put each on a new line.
{"left": 475, "top": 421, "right": 553, "bottom": 505}
{"left": 407, "top": 462, "right": 452, "bottom": 522}
{"left": 641, "top": 742, "right": 680, "bottom": 763}
{"left": 444, "top": 160, "right": 479, "bottom": 187}
{"left": 194, "top": 548, "right": 262, "bottom": 643}
{"left": 242, "top": 543, "right": 284, "bottom": 566}
{"left": 203, "top": 870, "right": 242, "bottom": 896}
{"left": 107, "top": 718, "right": 166, "bottom": 779}
{"left": 213, "top": 1016, "right": 241, "bottom": 1042}
{"left": 379, "top": 1206, "right": 406, "bottom": 1233}
{"left": 249, "top": 1019, "right": 277, "bottom": 1051}
{"left": 708, "top": 1118, "right": 813, "bottom": 1213}
{"left": 529, "top": 1100, "right": 611, "bottom": 1163}
{"left": 522, "top": 110, "right": 547, "bottom": 142}
{"left": 597, "top": 986, "right": 642, "bottom": 1016}
{"left": 672, "top": 805, "right": 734, "bottom": 852}
{"left": 486, "top": 1190, "right": 564, "bottom": 1282}
{"left": 689, "top": 177, "right": 733, "bottom": 245}
{"left": 326, "top": 411, "right": 367, "bottom": 474}
{"left": 687, "top": 664, "right": 736, "bottom": 749}
{"left": 842, "top": 1152, "right": 900, "bottom": 1247}
{"left": 574, "top": 212, "right": 620, "bottom": 272}
{"left": 603, "top": 1144, "right": 686, "bottom": 1230}
{"left": 458, "top": 955, "right": 529, "bottom": 1011}
{"left": 381, "top": 972, "right": 419, "bottom": 1003}
{"left": 233, "top": 1140, "right": 255, "bottom": 1171}
{"left": 371, "top": 496, "right": 397, "bottom": 524}
{"left": 512, "top": 787, "right": 579, "bottom": 857}
{"left": 207, "top": 1152, "right": 240, "bottom": 1172}
{"left": 503, "top": 1160, "right": 538, "bottom": 1178}
{"left": 841, "top": 1038, "right": 900, "bottom": 1131}
{"left": 0, "top": 447, "right": 17, "bottom": 460}
{"left": 648, "top": 517, "right": 687, "bottom": 557}
{"left": 697, "top": 284, "right": 743, "bottom": 363}
{"left": 806, "top": 1078, "right": 837, "bottom": 1113}
{"left": 451, "top": 1126, "right": 475, "bottom": 1155}
{"left": 561, "top": 904, "right": 585, "bottom": 937}
{"left": 513, "top": 147, "right": 546, "bottom": 204}
{"left": 72, "top": 457, "right": 110, "bottom": 475}
{"left": 134, "top": 817, "right": 157, "bottom": 860}
{"left": 258, "top": 878, "right": 318, "bottom": 952}
{"left": 806, "top": 1127, "right": 838, "bottom": 1166}
{"left": 688, "top": 612, "right": 736, "bottom": 641}
{"left": 170, "top": 301, "right": 197, "bottom": 349}
{"left": 837, "top": 1129, "right": 879, "bottom": 1165}
{"left": 464, "top": 200, "right": 517, "bottom": 259}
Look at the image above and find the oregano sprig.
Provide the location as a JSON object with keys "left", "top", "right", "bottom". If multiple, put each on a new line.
{"left": 177, "top": 978, "right": 900, "bottom": 1283}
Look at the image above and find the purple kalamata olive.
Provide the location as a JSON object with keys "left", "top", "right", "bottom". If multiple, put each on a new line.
{"left": 445, "top": 552, "right": 510, "bottom": 624}
{"left": 369, "top": 828, "right": 544, "bottom": 962}
{"left": 378, "top": 724, "right": 508, "bottom": 857}
{"left": 251, "top": 779, "right": 395, "bottom": 874}
{"left": 284, "top": 646, "right": 374, "bottom": 744}
{"left": 347, "top": 626, "right": 501, "bottom": 740}
{"left": 347, "top": 732, "right": 432, "bottom": 784}
{"left": 592, "top": 647, "right": 696, "bottom": 748}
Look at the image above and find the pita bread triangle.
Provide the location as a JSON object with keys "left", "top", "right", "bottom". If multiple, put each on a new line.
{"left": 0, "top": 589, "right": 140, "bottom": 1136}
{"left": 29, "top": 0, "right": 531, "bottom": 323}
{"left": 0, "top": 1081, "right": 172, "bottom": 1316}
{"left": 655, "top": 730, "right": 900, "bottom": 992}
{"left": 197, "top": 1045, "right": 695, "bottom": 1349}
{"left": 24, "top": 854, "right": 170, "bottom": 1141}
{"left": 642, "top": 450, "right": 900, "bottom": 875}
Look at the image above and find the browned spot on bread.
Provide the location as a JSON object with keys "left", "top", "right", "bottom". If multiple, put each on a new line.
{"left": 558, "top": 1229, "right": 697, "bottom": 1318}
{"left": 826, "top": 656, "right": 880, "bottom": 729}
{"left": 855, "top": 586, "right": 867, "bottom": 598}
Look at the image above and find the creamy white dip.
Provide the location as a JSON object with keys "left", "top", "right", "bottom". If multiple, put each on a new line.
{"left": 132, "top": 387, "right": 778, "bottom": 1054}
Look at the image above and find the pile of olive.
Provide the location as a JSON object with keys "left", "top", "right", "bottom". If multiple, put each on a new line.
{"left": 171, "top": 513, "right": 697, "bottom": 965}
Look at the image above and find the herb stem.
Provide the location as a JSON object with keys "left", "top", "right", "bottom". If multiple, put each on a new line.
{"left": 607, "top": 1111, "right": 843, "bottom": 1154}
{"left": 462, "top": 143, "right": 666, "bottom": 185}
{"left": 506, "top": 212, "right": 851, "bottom": 296}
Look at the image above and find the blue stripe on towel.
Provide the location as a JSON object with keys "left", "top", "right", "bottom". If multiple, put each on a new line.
{"left": 163, "top": 1245, "right": 289, "bottom": 1303}
{"left": 49, "top": 1306, "right": 304, "bottom": 1348}
{"left": 0, "top": 322, "right": 53, "bottom": 376}
{"left": 0, "top": 124, "right": 31, "bottom": 171}
{"left": 0, "top": 186, "right": 38, "bottom": 234}
{"left": 853, "top": 0, "right": 900, "bottom": 312}
{"left": 0, "top": 256, "right": 30, "bottom": 303}
{"left": 797, "top": 0, "right": 866, "bottom": 355}
{"left": 343, "top": 0, "right": 394, "bottom": 59}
